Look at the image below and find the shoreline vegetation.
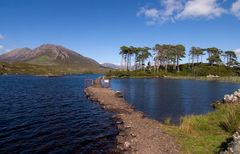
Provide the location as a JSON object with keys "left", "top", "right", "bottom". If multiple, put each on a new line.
{"left": 105, "top": 63, "right": 240, "bottom": 83}
{"left": 162, "top": 103, "right": 240, "bottom": 153}
{"left": 0, "top": 61, "right": 105, "bottom": 76}
{"left": 108, "top": 74, "right": 240, "bottom": 83}
{"left": 105, "top": 44, "right": 240, "bottom": 83}
{"left": 85, "top": 78, "right": 240, "bottom": 153}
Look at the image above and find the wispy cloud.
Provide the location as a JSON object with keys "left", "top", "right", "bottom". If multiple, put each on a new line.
{"left": 176, "top": 0, "right": 227, "bottom": 20}
{"left": 137, "top": 0, "right": 184, "bottom": 23}
{"left": 0, "top": 34, "right": 4, "bottom": 40}
{"left": 235, "top": 48, "right": 240, "bottom": 55}
{"left": 137, "top": 0, "right": 231, "bottom": 24}
{"left": 137, "top": 8, "right": 160, "bottom": 25}
{"left": 231, "top": 0, "right": 240, "bottom": 19}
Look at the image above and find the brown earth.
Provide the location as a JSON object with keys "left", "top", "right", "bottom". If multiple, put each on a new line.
{"left": 84, "top": 86, "right": 180, "bottom": 154}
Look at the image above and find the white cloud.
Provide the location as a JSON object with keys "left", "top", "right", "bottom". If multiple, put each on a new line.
{"left": 161, "top": 0, "right": 184, "bottom": 16}
{"left": 137, "top": 0, "right": 228, "bottom": 24}
{"left": 137, "top": 0, "right": 184, "bottom": 23}
{"left": 145, "top": 8, "right": 159, "bottom": 18}
{"left": 234, "top": 48, "right": 240, "bottom": 55}
{"left": 176, "top": 0, "right": 227, "bottom": 19}
{"left": 0, "top": 34, "right": 4, "bottom": 40}
{"left": 137, "top": 7, "right": 159, "bottom": 24}
{"left": 231, "top": 0, "right": 240, "bottom": 19}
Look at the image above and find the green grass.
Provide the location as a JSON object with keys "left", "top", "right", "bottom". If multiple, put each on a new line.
{"left": 105, "top": 64, "right": 240, "bottom": 83}
{"left": 165, "top": 76, "right": 240, "bottom": 83}
{"left": 28, "top": 55, "right": 55, "bottom": 65}
{"left": 0, "top": 61, "right": 106, "bottom": 75}
{"left": 161, "top": 104, "right": 240, "bottom": 154}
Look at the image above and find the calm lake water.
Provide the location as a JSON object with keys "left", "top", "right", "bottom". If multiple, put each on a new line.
{"left": 111, "top": 78, "right": 240, "bottom": 123}
{"left": 0, "top": 74, "right": 118, "bottom": 154}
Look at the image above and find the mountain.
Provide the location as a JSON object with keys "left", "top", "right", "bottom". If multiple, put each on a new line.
{"left": 101, "top": 63, "right": 121, "bottom": 69}
{"left": 0, "top": 44, "right": 104, "bottom": 72}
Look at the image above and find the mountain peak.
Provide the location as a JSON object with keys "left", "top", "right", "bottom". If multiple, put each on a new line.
{"left": 0, "top": 44, "right": 102, "bottom": 70}
{"left": 37, "top": 43, "right": 64, "bottom": 49}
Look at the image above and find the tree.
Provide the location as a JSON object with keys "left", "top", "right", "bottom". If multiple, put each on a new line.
{"left": 207, "top": 47, "right": 222, "bottom": 65}
{"left": 195, "top": 48, "right": 205, "bottom": 63}
{"left": 119, "top": 46, "right": 128, "bottom": 70}
{"left": 189, "top": 47, "right": 197, "bottom": 65}
{"left": 175, "top": 44, "right": 186, "bottom": 72}
{"left": 153, "top": 44, "right": 178, "bottom": 72}
{"left": 225, "top": 51, "right": 238, "bottom": 66}
{"left": 119, "top": 46, "right": 133, "bottom": 71}
{"left": 130, "top": 46, "right": 141, "bottom": 70}
{"left": 189, "top": 47, "right": 205, "bottom": 64}
{"left": 137, "top": 47, "right": 152, "bottom": 71}
{"left": 153, "top": 44, "right": 168, "bottom": 72}
{"left": 127, "top": 46, "right": 135, "bottom": 71}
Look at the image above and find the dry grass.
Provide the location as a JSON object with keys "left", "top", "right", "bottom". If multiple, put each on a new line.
{"left": 162, "top": 104, "right": 240, "bottom": 154}
{"left": 220, "top": 105, "right": 240, "bottom": 133}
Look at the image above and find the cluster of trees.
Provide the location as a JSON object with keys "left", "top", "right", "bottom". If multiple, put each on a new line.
{"left": 119, "top": 44, "right": 238, "bottom": 72}
{"left": 190, "top": 47, "right": 238, "bottom": 66}
{"left": 119, "top": 46, "right": 152, "bottom": 71}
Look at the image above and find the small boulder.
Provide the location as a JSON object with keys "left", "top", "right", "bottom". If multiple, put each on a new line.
{"left": 124, "top": 141, "right": 131, "bottom": 149}
{"left": 115, "top": 91, "right": 123, "bottom": 97}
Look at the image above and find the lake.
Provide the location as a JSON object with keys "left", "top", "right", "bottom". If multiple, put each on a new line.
{"left": 1, "top": 75, "right": 239, "bottom": 153}
{"left": 0, "top": 74, "right": 118, "bottom": 154}
{"left": 110, "top": 78, "right": 240, "bottom": 123}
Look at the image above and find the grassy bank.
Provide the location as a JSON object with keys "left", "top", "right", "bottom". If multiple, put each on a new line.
{"left": 0, "top": 62, "right": 106, "bottom": 75}
{"left": 165, "top": 76, "right": 240, "bottom": 83}
{"left": 161, "top": 104, "right": 240, "bottom": 154}
{"left": 105, "top": 64, "right": 240, "bottom": 83}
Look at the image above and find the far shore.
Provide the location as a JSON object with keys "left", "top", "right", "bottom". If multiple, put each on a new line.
{"left": 106, "top": 75, "right": 240, "bottom": 83}
{"left": 2, "top": 72, "right": 240, "bottom": 83}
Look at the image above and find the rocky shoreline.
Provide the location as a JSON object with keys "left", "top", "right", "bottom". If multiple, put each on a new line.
{"left": 84, "top": 86, "right": 179, "bottom": 154}
{"left": 213, "top": 89, "right": 240, "bottom": 108}
{"left": 214, "top": 89, "right": 240, "bottom": 154}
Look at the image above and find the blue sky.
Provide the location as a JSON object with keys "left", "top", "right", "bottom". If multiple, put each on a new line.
{"left": 0, "top": 0, "right": 240, "bottom": 64}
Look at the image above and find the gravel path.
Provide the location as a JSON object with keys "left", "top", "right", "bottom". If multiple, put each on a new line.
{"left": 84, "top": 86, "right": 180, "bottom": 154}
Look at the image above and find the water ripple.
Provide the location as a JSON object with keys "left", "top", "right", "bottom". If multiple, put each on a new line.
{"left": 0, "top": 75, "right": 118, "bottom": 154}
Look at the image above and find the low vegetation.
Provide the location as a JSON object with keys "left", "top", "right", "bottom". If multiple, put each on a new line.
{"left": 162, "top": 104, "right": 240, "bottom": 154}
{"left": 106, "top": 63, "right": 240, "bottom": 82}
{"left": 0, "top": 62, "right": 105, "bottom": 75}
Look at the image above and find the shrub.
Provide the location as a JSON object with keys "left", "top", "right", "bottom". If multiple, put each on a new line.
{"left": 163, "top": 117, "right": 173, "bottom": 125}
{"left": 220, "top": 105, "right": 240, "bottom": 133}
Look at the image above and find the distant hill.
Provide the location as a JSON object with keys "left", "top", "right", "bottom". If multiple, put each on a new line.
{"left": 101, "top": 63, "right": 121, "bottom": 69}
{"left": 0, "top": 44, "right": 106, "bottom": 73}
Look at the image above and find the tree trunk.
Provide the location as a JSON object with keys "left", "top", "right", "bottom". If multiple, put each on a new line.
{"left": 126, "top": 54, "right": 129, "bottom": 71}
{"left": 129, "top": 55, "right": 131, "bottom": 71}
{"left": 192, "top": 55, "right": 194, "bottom": 66}
{"left": 165, "top": 59, "right": 168, "bottom": 72}
{"left": 124, "top": 56, "right": 127, "bottom": 71}
{"left": 121, "top": 55, "right": 123, "bottom": 70}
{"left": 177, "top": 56, "right": 180, "bottom": 72}
{"left": 173, "top": 56, "right": 177, "bottom": 70}
{"left": 154, "top": 61, "right": 156, "bottom": 73}
{"left": 134, "top": 56, "right": 137, "bottom": 70}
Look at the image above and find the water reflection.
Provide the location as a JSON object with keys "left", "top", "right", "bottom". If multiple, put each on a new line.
{"left": 111, "top": 78, "right": 240, "bottom": 123}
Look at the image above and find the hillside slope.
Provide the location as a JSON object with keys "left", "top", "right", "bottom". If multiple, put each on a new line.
{"left": 0, "top": 44, "right": 106, "bottom": 73}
